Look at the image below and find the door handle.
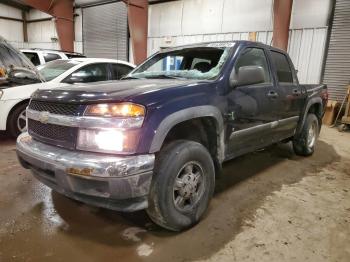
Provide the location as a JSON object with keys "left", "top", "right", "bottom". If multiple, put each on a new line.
{"left": 267, "top": 90, "right": 279, "bottom": 98}
{"left": 292, "top": 89, "right": 302, "bottom": 96}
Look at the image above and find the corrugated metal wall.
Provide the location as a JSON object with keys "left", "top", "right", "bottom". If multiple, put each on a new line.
{"left": 82, "top": 1, "right": 128, "bottom": 60}
{"left": 0, "top": 3, "right": 24, "bottom": 48}
{"left": 322, "top": 0, "right": 350, "bottom": 102}
{"left": 148, "top": 27, "right": 327, "bottom": 84}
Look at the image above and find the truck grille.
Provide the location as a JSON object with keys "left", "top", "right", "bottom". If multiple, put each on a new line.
{"left": 28, "top": 119, "right": 78, "bottom": 149}
{"left": 29, "top": 101, "right": 80, "bottom": 116}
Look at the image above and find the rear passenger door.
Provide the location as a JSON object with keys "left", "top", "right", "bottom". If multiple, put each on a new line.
{"left": 110, "top": 63, "right": 134, "bottom": 80}
{"left": 268, "top": 50, "right": 304, "bottom": 138}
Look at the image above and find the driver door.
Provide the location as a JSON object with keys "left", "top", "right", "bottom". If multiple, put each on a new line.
{"left": 225, "top": 47, "right": 281, "bottom": 158}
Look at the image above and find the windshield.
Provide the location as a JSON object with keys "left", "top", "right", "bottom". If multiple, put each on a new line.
{"left": 38, "top": 59, "right": 81, "bottom": 81}
{"left": 128, "top": 45, "right": 233, "bottom": 80}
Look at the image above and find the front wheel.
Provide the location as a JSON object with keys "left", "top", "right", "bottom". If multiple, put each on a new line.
{"left": 147, "top": 140, "right": 215, "bottom": 231}
{"left": 293, "top": 113, "right": 319, "bottom": 156}
{"left": 8, "top": 103, "right": 28, "bottom": 138}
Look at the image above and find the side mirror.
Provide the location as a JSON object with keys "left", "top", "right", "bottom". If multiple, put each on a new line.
{"left": 229, "top": 65, "right": 266, "bottom": 88}
{"left": 7, "top": 67, "right": 41, "bottom": 85}
{"left": 64, "top": 72, "right": 86, "bottom": 84}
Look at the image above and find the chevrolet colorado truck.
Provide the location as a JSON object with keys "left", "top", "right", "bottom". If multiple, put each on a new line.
{"left": 16, "top": 41, "right": 328, "bottom": 231}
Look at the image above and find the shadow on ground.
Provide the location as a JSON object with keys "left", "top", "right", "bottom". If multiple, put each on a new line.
{"left": 48, "top": 140, "right": 340, "bottom": 262}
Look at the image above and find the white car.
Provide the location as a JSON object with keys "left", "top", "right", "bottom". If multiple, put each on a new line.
{"left": 21, "top": 48, "right": 85, "bottom": 66}
{"left": 0, "top": 58, "right": 135, "bottom": 137}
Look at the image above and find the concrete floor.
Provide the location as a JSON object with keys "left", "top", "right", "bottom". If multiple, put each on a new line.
{"left": 0, "top": 126, "right": 349, "bottom": 262}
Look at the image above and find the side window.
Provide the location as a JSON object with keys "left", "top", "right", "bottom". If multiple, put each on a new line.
{"left": 270, "top": 51, "right": 294, "bottom": 83}
{"left": 23, "top": 52, "right": 40, "bottom": 66}
{"left": 235, "top": 48, "right": 270, "bottom": 83}
{"left": 43, "top": 53, "right": 61, "bottom": 63}
{"left": 111, "top": 64, "right": 134, "bottom": 80}
{"left": 67, "top": 63, "right": 108, "bottom": 83}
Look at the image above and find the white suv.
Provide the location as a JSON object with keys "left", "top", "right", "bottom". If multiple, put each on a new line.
{"left": 21, "top": 48, "right": 85, "bottom": 66}
{"left": 0, "top": 58, "right": 135, "bottom": 137}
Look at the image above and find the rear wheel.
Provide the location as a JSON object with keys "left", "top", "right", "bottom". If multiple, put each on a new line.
{"left": 293, "top": 113, "right": 319, "bottom": 156}
{"left": 8, "top": 103, "right": 28, "bottom": 138}
{"left": 147, "top": 140, "right": 215, "bottom": 231}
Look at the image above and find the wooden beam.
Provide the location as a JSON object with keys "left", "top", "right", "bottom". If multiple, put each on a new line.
{"left": 22, "top": 11, "right": 28, "bottom": 42}
{"left": 26, "top": 17, "right": 53, "bottom": 23}
{"left": 0, "top": 16, "right": 23, "bottom": 22}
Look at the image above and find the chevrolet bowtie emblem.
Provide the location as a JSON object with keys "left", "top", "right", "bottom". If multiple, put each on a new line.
{"left": 38, "top": 111, "right": 50, "bottom": 124}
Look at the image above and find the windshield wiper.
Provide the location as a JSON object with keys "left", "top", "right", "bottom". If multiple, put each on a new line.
{"left": 143, "top": 75, "right": 186, "bottom": 80}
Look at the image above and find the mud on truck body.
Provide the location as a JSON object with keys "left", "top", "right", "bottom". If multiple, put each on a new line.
{"left": 16, "top": 41, "right": 328, "bottom": 231}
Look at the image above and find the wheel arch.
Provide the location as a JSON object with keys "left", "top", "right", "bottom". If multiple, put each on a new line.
{"left": 6, "top": 99, "right": 30, "bottom": 128}
{"left": 296, "top": 97, "right": 323, "bottom": 135}
{"left": 149, "top": 106, "right": 225, "bottom": 164}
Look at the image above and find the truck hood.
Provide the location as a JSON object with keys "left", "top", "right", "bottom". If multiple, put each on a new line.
{"left": 31, "top": 79, "right": 200, "bottom": 103}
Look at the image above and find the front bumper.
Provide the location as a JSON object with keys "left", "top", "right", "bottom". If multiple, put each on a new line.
{"left": 16, "top": 132, "right": 155, "bottom": 212}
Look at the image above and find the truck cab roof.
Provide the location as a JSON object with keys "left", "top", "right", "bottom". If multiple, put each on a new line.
{"left": 159, "top": 40, "right": 286, "bottom": 54}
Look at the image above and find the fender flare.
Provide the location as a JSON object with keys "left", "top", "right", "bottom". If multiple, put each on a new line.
{"left": 296, "top": 97, "right": 322, "bottom": 135}
{"left": 149, "top": 105, "right": 225, "bottom": 161}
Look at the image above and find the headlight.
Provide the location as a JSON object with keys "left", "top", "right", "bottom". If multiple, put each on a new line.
{"left": 0, "top": 67, "right": 6, "bottom": 78}
{"left": 78, "top": 103, "right": 145, "bottom": 153}
{"left": 77, "top": 128, "right": 140, "bottom": 154}
{"left": 85, "top": 103, "right": 145, "bottom": 117}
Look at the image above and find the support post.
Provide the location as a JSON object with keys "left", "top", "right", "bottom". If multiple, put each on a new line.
{"left": 23, "top": 0, "right": 74, "bottom": 52}
{"left": 22, "top": 10, "right": 28, "bottom": 42}
{"left": 273, "top": 0, "right": 293, "bottom": 51}
{"left": 124, "top": 0, "right": 148, "bottom": 65}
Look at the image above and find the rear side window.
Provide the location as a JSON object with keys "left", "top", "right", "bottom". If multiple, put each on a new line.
{"left": 111, "top": 64, "right": 134, "bottom": 80}
{"left": 235, "top": 47, "right": 271, "bottom": 83}
{"left": 270, "top": 51, "right": 294, "bottom": 83}
{"left": 23, "top": 52, "right": 40, "bottom": 66}
{"left": 43, "top": 53, "right": 61, "bottom": 63}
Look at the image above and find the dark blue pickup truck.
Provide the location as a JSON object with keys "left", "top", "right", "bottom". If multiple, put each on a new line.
{"left": 16, "top": 41, "right": 328, "bottom": 231}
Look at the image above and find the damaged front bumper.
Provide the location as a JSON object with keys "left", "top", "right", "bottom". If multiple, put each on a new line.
{"left": 16, "top": 132, "right": 155, "bottom": 212}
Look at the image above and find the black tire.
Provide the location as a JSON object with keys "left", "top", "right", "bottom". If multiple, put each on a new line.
{"left": 293, "top": 113, "right": 319, "bottom": 156}
{"left": 7, "top": 103, "right": 28, "bottom": 138}
{"left": 147, "top": 140, "right": 215, "bottom": 231}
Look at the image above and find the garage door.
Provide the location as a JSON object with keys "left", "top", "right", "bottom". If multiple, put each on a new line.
{"left": 82, "top": 1, "right": 128, "bottom": 61}
{"left": 322, "top": 0, "right": 350, "bottom": 102}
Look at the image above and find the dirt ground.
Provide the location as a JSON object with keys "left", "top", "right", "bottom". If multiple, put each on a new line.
{"left": 0, "top": 126, "right": 349, "bottom": 262}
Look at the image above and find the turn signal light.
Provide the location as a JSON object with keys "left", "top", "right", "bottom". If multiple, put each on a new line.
{"left": 85, "top": 103, "right": 145, "bottom": 117}
{"left": 0, "top": 67, "right": 6, "bottom": 78}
